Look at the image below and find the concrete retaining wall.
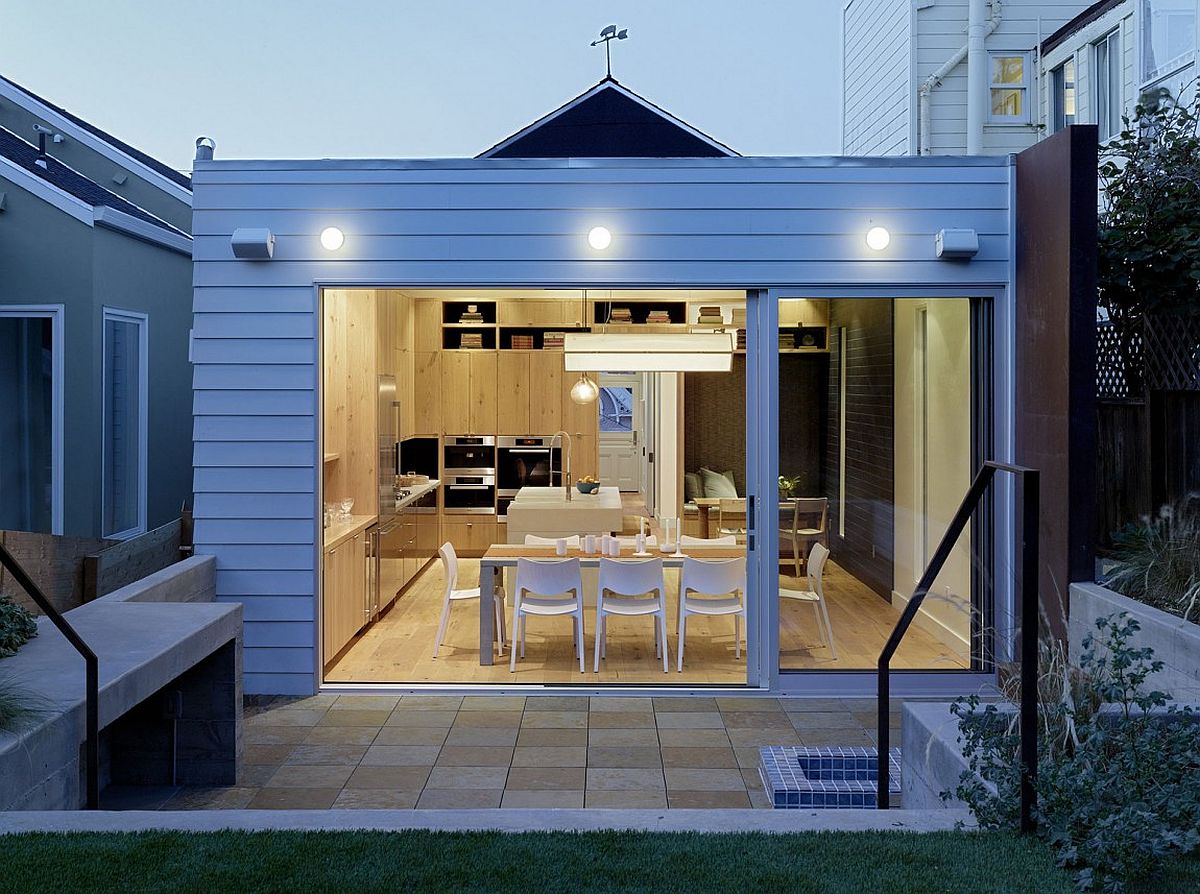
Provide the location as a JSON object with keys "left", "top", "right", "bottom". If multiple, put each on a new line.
{"left": 0, "top": 555, "right": 241, "bottom": 810}
{"left": 901, "top": 701, "right": 990, "bottom": 810}
{"left": 1070, "top": 582, "right": 1200, "bottom": 701}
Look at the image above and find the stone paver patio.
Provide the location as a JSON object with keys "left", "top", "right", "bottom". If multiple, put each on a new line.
{"left": 106, "top": 695, "right": 906, "bottom": 811}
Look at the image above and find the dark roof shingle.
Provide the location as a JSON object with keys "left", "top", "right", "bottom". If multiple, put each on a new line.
{"left": 0, "top": 125, "right": 187, "bottom": 235}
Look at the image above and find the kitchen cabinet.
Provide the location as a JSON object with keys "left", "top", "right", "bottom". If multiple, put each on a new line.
{"left": 440, "top": 352, "right": 472, "bottom": 433}
{"left": 562, "top": 369, "right": 600, "bottom": 482}
{"left": 414, "top": 299, "right": 442, "bottom": 352}
{"left": 322, "top": 530, "right": 367, "bottom": 662}
{"left": 528, "top": 351, "right": 563, "bottom": 434}
{"left": 496, "top": 352, "right": 530, "bottom": 435}
{"left": 441, "top": 518, "right": 497, "bottom": 556}
{"left": 412, "top": 351, "right": 441, "bottom": 435}
{"left": 470, "top": 352, "right": 498, "bottom": 433}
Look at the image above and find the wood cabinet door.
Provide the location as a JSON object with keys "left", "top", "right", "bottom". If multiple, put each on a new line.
{"left": 414, "top": 299, "right": 442, "bottom": 353}
{"left": 322, "top": 546, "right": 338, "bottom": 661}
{"left": 528, "top": 351, "right": 563, "bottom": 434}
{"left": 569, "top": 433, "right": 599, "bottom": 483}
{"left": 469, "top": 352, "right": 498, "bottom": 434}
{"left": 412, "top": 351, "right": 442, "bottom": 435}
{"left": 562, "top": 370, "right": 600, "bottom": 439}
{"left": 442, "top": 518, "right": 497, "bottom": 557}
{"left": 496, "top": 352, "right": 530, "bottom": 435}
{"left": 440, "top": 351, "right": 472, "bottom": 434}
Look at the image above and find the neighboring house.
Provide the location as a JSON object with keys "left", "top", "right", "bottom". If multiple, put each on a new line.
{"left": 0, "top": 76, "right": 193, "bottom": 540}
{"left": 842, "top": 0, "right": 1095, "bottom": 155}
{"left": 1040, "top": 0, "right": 1197, "bottom": 143}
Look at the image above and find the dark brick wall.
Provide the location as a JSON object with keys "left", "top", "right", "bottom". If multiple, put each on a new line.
{"left": 825, "top": 299, "right": 895, "bottom": 598}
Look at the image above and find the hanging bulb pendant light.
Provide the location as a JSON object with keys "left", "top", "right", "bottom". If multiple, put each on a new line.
{"left": 570, "top": 372, "right": 599, "bottom": 405}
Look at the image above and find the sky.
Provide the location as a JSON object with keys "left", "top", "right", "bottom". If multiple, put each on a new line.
{"left": 2, "top": 1, "right": 842, "bottom": 173}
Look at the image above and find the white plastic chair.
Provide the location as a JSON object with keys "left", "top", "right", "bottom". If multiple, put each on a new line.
{"left": 434, "top": 541, "right": 506, "bottom": 658}
{"left": 594, "top": 558, "right": 668, "bottom": 673}
{"left": 676, "top": 556, "right": 747, "bottom": 671}
{"left": 780, "top": 542, "right": 836, "bottom": 658}
{"left": 680, "top": 534, "right": 737, "bottom": 548}
{"left": 524, "top": 534, "right": 582, "bottom": 547}
{"left": 510, "top": 558, "right": 586, "bottom": 674}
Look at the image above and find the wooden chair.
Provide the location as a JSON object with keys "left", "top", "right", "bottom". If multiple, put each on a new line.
{"left": 717, "top": 498, "right": 747, "bottom": 543}
{"left": 780, "top": 497, "right": 828, "bottom": 576}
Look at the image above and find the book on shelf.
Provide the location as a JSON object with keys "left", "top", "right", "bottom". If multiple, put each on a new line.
{"left": 510, "top": 335, "right": 535, "bottom": 350}
{"left": 458, "top": 313, "right": 485, "bottom": 324}
{"left": 778, "top": 333, "right": 795, "bottom": 350}
{"left": 736, "top": 328, "right": 747, "bottom": 350}
{"left": 542, "top": 331, "right": 565, "bottom": 350}
{"left": 608, "top": 307, "right": 633, "bottom": 323}
{"left": 646, "top": 309, "right": 672, "bottom": 323}
{"left": 460, "top": 333, "right": 484, "bottom": 348}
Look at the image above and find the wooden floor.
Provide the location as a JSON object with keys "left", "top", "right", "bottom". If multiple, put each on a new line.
{"left": 325, "top": 556, "right": 967, "bottom": 686}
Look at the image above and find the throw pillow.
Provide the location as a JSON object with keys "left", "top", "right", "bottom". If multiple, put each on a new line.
{"left": 699, "top": 467, "right": 738, "bottom": 499}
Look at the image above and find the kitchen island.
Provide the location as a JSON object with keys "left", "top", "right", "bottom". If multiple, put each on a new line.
{"left": 505, "top": 485, "right": 625, "bottom": 544}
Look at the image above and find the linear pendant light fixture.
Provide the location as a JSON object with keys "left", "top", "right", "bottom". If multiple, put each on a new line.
{"left": 563, "top": 331, "right": 735, "bottom": 372}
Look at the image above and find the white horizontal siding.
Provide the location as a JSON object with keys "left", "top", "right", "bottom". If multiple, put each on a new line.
{"left": 914, "top": 0, "right": 1095, "bottom": 155}
{"left": 191, "top": 155, "right": 1015, "bottom": 694}
{"left": 842, "top": 0, "right": 911, "bottom": 155}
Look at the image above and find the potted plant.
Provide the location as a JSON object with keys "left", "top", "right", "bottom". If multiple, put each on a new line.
{"left": 778, "top": 475, "right": 799, "bottom": 501}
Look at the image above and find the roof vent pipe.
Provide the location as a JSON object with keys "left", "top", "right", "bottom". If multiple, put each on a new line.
{"left": 195, "top": 136, "right": 216, "bottom": 161}
{"left": 917, "top": 0, "right": 1002, "bottom": 155}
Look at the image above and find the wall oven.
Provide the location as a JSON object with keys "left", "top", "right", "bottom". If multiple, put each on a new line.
{"left": 444, "top": 436, "right": 496, "bottom": 515}
{"left": 497, "top": 436, "right": 562, "bottom": 520}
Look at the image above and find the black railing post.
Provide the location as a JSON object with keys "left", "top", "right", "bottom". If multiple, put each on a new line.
{"left": 876, "top": 462, "right": 1039, "bottom": 822}
{"left": 0, "top": 541, "right": 100, "bottom": 809}
{"left": 1019, "top": 470, "right": 1040, "bottom": 834}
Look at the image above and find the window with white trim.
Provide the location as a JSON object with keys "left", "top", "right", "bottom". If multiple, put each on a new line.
{"left": 1050, "top": 58, "right": 1077, "bottom": 134}
{"left": 102, "top": 308, "right": 148, "bottom": 538}
{"left": 1141, "top": 0, "right": 1196, "bottom": 85}
{"left": 1094, "top": 30, "right": 1123, "bottom": 141}
{"left": 988, "top": 52, "right": 1031, "bottom": 123}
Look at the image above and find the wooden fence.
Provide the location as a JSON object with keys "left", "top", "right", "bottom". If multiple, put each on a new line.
{"left": 0, "top": 514, "right": 192, "bottom": 615}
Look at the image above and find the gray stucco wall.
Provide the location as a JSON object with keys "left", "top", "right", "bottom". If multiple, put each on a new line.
{"left": 0, "top": 175, "right": 193, "bottom": 538}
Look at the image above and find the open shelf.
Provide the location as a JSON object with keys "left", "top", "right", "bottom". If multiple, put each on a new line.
{"left": 592, "top": 300, "right": 687, "bottom": 326}
{"left": 499, "top": 326, "right": 589, "bottom": 350}
{"left": 442, "top": 327, "right": 497, "bottom": 350}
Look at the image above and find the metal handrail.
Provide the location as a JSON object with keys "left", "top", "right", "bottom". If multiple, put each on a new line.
{"left": 876, "top": 461, "right": 1039, "bottom": 835}
{"left": 0, "top": 540, "right": 99, "bottom": 809}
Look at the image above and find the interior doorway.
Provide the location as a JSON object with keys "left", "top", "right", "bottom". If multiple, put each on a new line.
{"left": 598, "top": 372, "right": 642, "bottom": 492}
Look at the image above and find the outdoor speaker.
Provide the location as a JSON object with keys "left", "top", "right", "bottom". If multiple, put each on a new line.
{"left": 231, "top": 227, "right": 275, "bottom": 260}
{"left": 935, "top": 228, "right": 979, "bottom": 259}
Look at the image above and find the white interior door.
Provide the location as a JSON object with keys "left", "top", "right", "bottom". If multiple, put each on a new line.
{"left": 598, "top": 373, "right": 641, "bottom": 492}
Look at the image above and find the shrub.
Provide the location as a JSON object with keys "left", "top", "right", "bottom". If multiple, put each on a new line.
{"left": 1105, "top": 495, "right": 1200, "bottom": 622}
{"left": 949, "top": 613, "right": 1200, "bottom": 893}
{"left": 0, "top": 676, "right": 46, "bottom": 732}
{"left": 0, "top": 595, "right": 38, "bottom": 659}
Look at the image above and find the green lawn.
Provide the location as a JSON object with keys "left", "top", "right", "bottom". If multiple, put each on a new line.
{"left": 4, "top": 830, "right": 1195, "bottom": 893}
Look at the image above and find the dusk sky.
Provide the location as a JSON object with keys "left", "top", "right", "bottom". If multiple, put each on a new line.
{"left": 2, "top": 1, "right": 842, "bottom": 172}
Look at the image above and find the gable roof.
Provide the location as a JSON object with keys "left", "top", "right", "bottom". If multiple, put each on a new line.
{"left": 0, "top": 74, "right": 191, "bottom": 193}
{"left": 478, "top": 78, "right": 738, "bottom": 159}
{"left": 0, "top": 125, "right": 188, "bottom": 237}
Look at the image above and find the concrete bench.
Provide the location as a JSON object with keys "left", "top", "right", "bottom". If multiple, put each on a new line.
{"left": 0, "top": 556, "right": 242, "bottom": 810}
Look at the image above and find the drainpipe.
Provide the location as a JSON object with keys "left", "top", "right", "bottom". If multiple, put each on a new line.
{"left": 917, "top": 0, "right": 1002, "bottom": 155}
{"left": 966, "top": 0, "right": 989, "bottom": 154}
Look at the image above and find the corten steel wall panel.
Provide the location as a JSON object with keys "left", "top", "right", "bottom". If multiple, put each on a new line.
{"left": 1014, "top": 125, "right": 1098, "bottom": 637}
{"left": 190, "top": 156, "right": 1015, "bottom": 694}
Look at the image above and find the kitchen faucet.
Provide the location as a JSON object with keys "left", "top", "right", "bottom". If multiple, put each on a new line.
{"left": 549, "top": 430, "right": 573, "bottom": 502}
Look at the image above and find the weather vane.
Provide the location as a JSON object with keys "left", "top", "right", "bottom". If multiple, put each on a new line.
{"left": 590, "top": 24, "right": 628, "bottom": 79}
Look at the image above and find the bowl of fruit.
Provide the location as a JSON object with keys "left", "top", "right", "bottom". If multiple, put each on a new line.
{"left": 575, "top": 476, "right": 600, "bottom": 494}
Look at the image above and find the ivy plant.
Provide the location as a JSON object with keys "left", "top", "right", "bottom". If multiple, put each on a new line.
{"left": 948, "top": 613, "right": 1200, "bottom": 893}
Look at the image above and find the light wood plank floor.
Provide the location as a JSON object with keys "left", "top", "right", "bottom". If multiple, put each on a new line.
{"left": 325, "top": 556, "right": 967, "bottom": 685}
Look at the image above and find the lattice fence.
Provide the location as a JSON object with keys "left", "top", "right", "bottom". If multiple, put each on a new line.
{"left": 1143, "top": 314, "right": 1200, "bottom": 392}
{"left": 1096, "top": 320, "right": 1139, "bottom": 399}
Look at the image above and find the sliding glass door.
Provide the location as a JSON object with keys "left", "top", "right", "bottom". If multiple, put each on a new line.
{"left": 0, "top": 307, "right": 62, "bottom": 533}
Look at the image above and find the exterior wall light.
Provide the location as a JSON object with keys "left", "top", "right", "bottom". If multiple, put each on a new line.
{"left": 320, "top": 227, "right": 345, "bottom": 251}
{"left": 865, "top": 226, "right": 891, "bottom": 251}
{"left": 587, "top": 226, "right": 612, "bottom": 250}
{"left": 569, "top": 373, "right": 600, "bottom": 404}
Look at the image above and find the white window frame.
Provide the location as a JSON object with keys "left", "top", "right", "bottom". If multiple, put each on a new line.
{"left": 1049, "top": 56, "right": 1077, "bottom": 135}
{"left": 101, "top": 307, "right": 149, "bottom": 539}
{"left": 987, "top": 51, "right": 1033, "bottom": 125}
{"left": 0, "top": 305, "right": 64, "bottom": 534}
{"left": 1094, "top": 30, "right": 1124, "bottom": 141}
{"left": 1139, "top": 0, "right": 1197, "bottom": 88}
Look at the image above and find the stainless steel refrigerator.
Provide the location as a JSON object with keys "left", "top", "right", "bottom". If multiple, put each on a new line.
{"left": 367, "top": 375, "right": 403, "bottom": 622}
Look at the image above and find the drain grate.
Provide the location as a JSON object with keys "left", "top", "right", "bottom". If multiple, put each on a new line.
{"left": 759, "top": 746, "right": 901, "bottom": 809}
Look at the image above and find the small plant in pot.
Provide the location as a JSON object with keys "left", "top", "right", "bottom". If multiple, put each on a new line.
{"left": 778, "top": 475, "right": 800, "bottom": 501}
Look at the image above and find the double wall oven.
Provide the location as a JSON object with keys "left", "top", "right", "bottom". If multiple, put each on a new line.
{"left": 497, "top": 436, "right": 562, "bottom": 520}
{"left": 443, "top": 436, "right": 495, "bottom": 514}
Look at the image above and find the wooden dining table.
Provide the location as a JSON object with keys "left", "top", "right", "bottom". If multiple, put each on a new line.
{"left": 693, "top": 497, "right": 798, "bottom": 539}
{"left": 477, "top": 543, "right": 746, "bottom": 665}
